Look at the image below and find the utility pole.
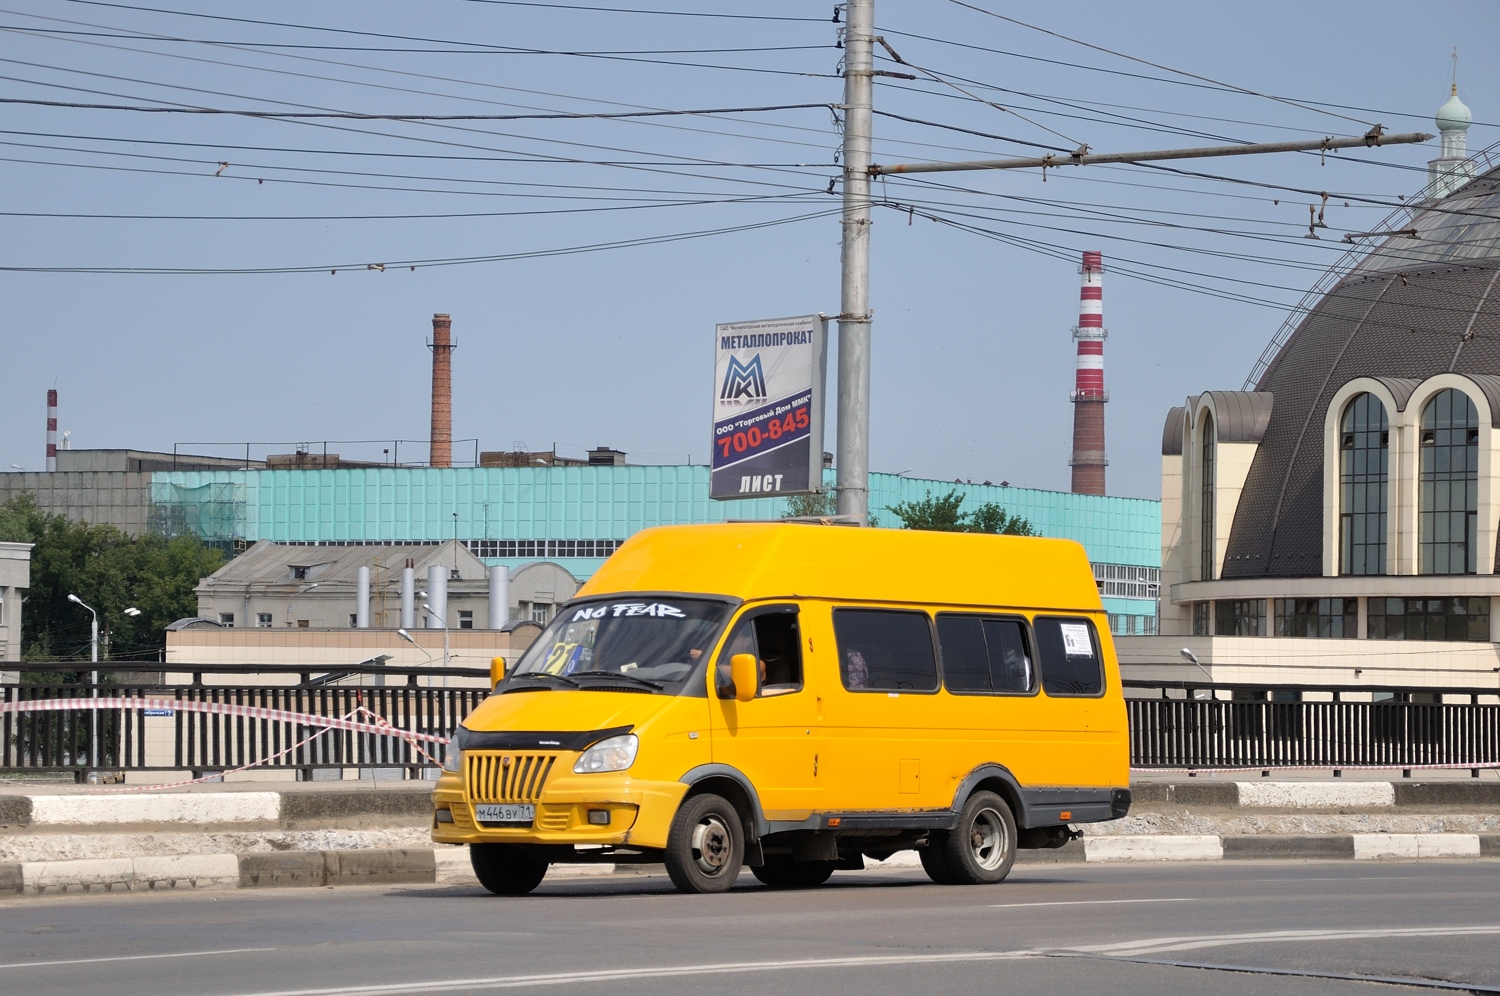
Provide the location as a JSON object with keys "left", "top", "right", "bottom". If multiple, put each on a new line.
{"left": 828, "top": 1, "right": 1430, "bottom": 521}
{"left": 834, "top": 0, "right": 874, "bottom": 525}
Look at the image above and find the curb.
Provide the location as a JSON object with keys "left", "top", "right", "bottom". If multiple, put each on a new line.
{"left": 0, "top": 787, "right": 435, "bottom": 832}
{"left": 4, "top": 834, "right": 1500, "bottom": 897}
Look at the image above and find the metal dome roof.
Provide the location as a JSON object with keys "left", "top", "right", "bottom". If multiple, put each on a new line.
{"left": 1219, "top": 161, "right": 1500, "bottom": 579}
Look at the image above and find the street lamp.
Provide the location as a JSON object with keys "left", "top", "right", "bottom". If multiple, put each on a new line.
{"left": 66, "top": 594, "right": 100, "bottom": 769}
{"left": 421, "top": 603, "right": 451, "bottom": 677}
{"left": 286, "top": 581, "right": 319, "bottom": 627}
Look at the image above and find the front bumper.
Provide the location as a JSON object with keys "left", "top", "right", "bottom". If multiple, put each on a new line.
{"left": 430, "top": 767, "right": 688, "bottom": 850}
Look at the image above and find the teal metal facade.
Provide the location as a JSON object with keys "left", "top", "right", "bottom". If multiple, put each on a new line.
{"left": 151, "top": 466, "right": 1160, "bottom": 621}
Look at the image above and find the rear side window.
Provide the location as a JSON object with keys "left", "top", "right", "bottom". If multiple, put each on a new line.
{"left": 1034, "top": 616, "right": 1104, "bottom": 696}
{"left": 833, "top": 609, "right": 938, "bottom": 692}
{"left": 936, "top": 615, "right": 1034, "bottom": 694}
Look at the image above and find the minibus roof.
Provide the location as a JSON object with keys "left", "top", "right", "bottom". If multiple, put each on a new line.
{"left": 577, "top": 523, "right": 1103, "bottom": 612}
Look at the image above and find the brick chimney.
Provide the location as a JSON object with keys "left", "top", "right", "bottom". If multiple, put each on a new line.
{"left": 1069, "top": 252, "right": 1108, "bottom": 495}
{"left": 429, "top": 314, "right": 455, "bottom": 468}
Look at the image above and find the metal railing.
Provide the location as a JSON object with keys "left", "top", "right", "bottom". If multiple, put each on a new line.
{"left": 1, "top": 663, "right": 490, "bottom": 780}
{"left": 1127, "top": 681, "right": 1500, "bottom": 770}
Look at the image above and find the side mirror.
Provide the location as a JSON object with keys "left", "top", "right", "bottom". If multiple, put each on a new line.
{"left": 489, "top": 656, "right": 507, "bottom": 689}
{"left": 730, "top": 653, "right": 757, "bottom": 703}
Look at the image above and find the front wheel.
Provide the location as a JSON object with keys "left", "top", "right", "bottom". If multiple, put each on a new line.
{"left": 469, "top": 843, "right": 549, "bottom": 895}
{"left": 751, "top": 856, "right": 835, "bottom": 889}
{"left": 935, "top": 790, "right": 1016, "bottom": 885}
{"left": 665, "top": 793, "right": 744, "bottom": 894}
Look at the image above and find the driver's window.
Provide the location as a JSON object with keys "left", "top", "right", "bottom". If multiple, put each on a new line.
{"left": 715, "top": 609, "right": 802, "bottom": 699}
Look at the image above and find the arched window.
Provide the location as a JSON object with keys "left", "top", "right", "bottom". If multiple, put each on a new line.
{"left": 1339, "top": 393, "right": 1388, "bottom": 575}
{"left": 1200, "top": 412, "right": 1215, "bottom": 581}
{"left": 1419, "top": 388, "right": 1479, "bottom": 575}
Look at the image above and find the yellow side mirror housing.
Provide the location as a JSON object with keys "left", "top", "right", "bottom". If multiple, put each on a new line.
{"left": 730, "top": 653, "right": 758, "bottom": 702}
{"left": 490, "top": 656, "right": 507, "bottom": 689}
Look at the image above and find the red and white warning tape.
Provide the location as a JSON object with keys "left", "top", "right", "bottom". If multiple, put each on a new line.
{"left": 0, "top": 697, "right": 451, "bottom": 744}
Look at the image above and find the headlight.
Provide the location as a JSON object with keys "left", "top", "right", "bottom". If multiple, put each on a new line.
{"left": 442, "top": 726, "right": 469, "bottom": 772}
{"left": 573, "top": 734, "right": 638, "bottom": 774}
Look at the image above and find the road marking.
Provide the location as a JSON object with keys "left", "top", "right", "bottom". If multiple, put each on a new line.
{"left": 224, "top": 925, "right": 1500, "bottom": 995}
{"left": 0, "top": 947, "right": 277, "bottom": 970}
{"left": 1073, "top": 924, "right": 1500, "bottom": 958}
{"left": 990, "top": 898, "right": 1197, "bottom": 909}
{"left": 227, "top": 953, "right": 1039, "bottom": 995}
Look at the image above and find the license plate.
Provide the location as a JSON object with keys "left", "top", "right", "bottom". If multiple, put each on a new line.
{"left": 474, "top": 803, "right": 535, "bottom": 826}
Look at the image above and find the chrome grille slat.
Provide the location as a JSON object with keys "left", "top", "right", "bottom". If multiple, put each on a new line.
{"left": 466, "top": 752, "right": 558, "bottom": 803}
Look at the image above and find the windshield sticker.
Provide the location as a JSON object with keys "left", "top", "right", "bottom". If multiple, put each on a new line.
{"left": 571, "top": 602, "right": 688, "bottom": 621}
{"left": 1059, "top": 622, "right": 1094, "bottom": 657}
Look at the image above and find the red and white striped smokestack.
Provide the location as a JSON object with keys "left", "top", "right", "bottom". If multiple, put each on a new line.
{"left": 45, "top": 389, "right": 58, "bottom": 472}
{"left": 429, "top": 314, "right": 455, "bottom": 469}
{"left": 1069, "top": 250, "right": 1108, "bottom": 495}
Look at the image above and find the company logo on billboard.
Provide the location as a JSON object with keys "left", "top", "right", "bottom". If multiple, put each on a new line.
{"left": 719, "top": 354, "right": 768, "bottom": 401}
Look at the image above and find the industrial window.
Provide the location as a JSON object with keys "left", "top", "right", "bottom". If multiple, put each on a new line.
{"left": 256, "top": 612, "right": 272, "bottom": 628}
{"left": 458, "top": 610, "right": 474, "bottom": 630}
{"left": 936, "top": 614, "right": 1034, "bottom": 694}
{"left": 0, "top": 588, "right": 6, "bottom": 627}
{"left": 218, "top": 612, "right": 235, "bottom": 628}
{"left": 1419, "top": 389, "right": 1479, "bottom": 575}
{"left": 1273, "top": 598, "right": 1358, "bottom": 639}
{"left": 1339, "top": 392, "right": 1388, "bottom": 576}
{"left": 1367, "top": 597, "right": 1489, "bottom": 642}
{"left": 1214, "top": 599, "right": 1266, "bottom": 637}
{"left": 1192, "top": 602, "right": 1210, "bottom": 636}
{"left": 348, "top": 613, "right": 357, "bottom": 627}
{"left": 1033, "top": 616, "right": 1104, "bottom": 697}
{"left": 833, "top": 609, "right": 938, "bottom": 693}
{"left": 531, "top": 603, "right": 550, "bottom": 625}
{"left": 465, "top": 539, "right": 625, "bottom": 559}
{"left": 715, "top": 608, "right": 802, "bottom": 698}
{"left": 1199, "top": 412, "right": 1216, "bottom": 581}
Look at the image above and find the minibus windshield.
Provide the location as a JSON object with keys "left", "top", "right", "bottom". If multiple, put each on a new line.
{"left": 503, "top": 598, "right": 730, "bottom": 694}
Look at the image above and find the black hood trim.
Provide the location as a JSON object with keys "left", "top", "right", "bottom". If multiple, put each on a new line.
{"left": 457, "top": 725, "right": 633, "bottom": 752}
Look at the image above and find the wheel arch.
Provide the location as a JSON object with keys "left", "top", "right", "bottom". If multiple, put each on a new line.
{"left": 678, "top": 763, "right": 767, "bottom": 840}
{"left": 951, "top": 763, "right": 1032, "bottom": 829}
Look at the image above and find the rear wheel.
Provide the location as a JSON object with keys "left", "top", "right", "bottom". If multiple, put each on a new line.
{"left": 665, "top": 793, "right": 744, "bottom": 894}
{"left": 469, "top": 843, "right": 549, "bottom": 896}
{"left": 936, "top": 790, "right": 1016, "bottom": 885}
{"left": 751, "top": 856, "right": 836, "bottom": 889}
{"left": 918, "top": 842, "right": 956, "bottom": 885}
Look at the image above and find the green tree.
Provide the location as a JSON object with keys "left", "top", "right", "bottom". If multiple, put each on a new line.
{"left": 782, "top": 491, "right": 838, "bottom": 518}
{"left": 886, "top": 489, "right": 1035, "bottom": 536}
{"left": 0, "top": 493, "right": 224, "bottom": 663}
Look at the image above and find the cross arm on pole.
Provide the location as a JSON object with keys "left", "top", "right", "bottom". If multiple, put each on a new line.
{"left": 869, "top": 130, "right": 1435, "bottom": 177}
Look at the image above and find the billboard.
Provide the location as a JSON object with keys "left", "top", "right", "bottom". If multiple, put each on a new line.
{"left": 711, "top": 314, "right": 827, "bottom": 500}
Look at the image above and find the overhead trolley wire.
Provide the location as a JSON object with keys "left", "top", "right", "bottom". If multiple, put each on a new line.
{"left": 0, "top": 206, "right": 843, "bottom": 274}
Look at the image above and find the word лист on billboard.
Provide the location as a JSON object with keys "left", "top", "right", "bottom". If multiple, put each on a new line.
{"left": 710, "top": 314, "right": 827, "bottom": 500}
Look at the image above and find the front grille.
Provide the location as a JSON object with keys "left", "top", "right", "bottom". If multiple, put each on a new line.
{"left": 467, "top": 752, "right": 557, "bottom": 803}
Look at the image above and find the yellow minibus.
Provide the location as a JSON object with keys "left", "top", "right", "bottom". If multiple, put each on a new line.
{"left": 431, "top": 522, "right": 1131, "bottom": 894}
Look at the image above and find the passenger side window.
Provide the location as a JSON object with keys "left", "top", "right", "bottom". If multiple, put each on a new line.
{"left": 833, "top": 609, "right": 938, "bottom": 692}
{"left": 715, "top": 609, "right": 802, "bottom": 699}
{"left": 937, "top": 615, "right": 1034, "bottom": 694}
{"left": 1034, "top": 616, "right": 1104, "bottom": 696}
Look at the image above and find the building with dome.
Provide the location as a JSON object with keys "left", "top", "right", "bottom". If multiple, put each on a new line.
{"left": 1122, "top": 86, "right": 1500, "bottom": 697}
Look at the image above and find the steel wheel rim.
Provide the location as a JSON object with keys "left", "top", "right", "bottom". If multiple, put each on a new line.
{"left": 967, "top": 807, "right": 1007, "bottom": 871}
{"left": 691, "top": 815, "right": 732, "bottom": 875}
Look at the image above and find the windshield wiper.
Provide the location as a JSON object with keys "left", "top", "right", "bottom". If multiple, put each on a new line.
{"left": 511, "top": 673, "right": 581, "bottom": 688}
{"left": 568, "top": 670, "right": 664, "bottom": 691}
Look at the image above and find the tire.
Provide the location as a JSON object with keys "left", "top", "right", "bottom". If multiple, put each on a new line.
{"left": 918, "top": 842, "right": 956, "bottom": 885}
{"left": 751, "top": 856, "right": 836, "bottom": 889}
{"left": 469, "top": 843, "right": 549, "bottom": 896}
{"left": 664, "top": 793, "right": 744, "bottom": 894}
{"left": 937, "top": 790, "right": 1017, "bottom": 885}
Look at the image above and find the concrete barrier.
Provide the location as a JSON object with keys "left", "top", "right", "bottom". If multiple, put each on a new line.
{"left": 1222, "top": 835, "right": 1355, "bottom": 860}
{"left": 1353, "top": 834, "right": 1482, "bottom": 860}
{"left": 28, "top": 793, "right": 282, "bottom": 827}
{"left": 1084, "top": 835, "right": 1223, "bottom": 862}
{"left": 1235, "top": 782, "right": 1395, "bottom": 809}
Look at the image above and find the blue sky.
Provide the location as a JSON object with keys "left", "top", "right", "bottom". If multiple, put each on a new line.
{"left": 1, "top": 0, "right": 1495, "bottom": 499}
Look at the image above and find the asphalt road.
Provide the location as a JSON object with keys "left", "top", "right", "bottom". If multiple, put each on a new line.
{"left": 3, "top": 861, "right": 1500, "bottom": 995}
